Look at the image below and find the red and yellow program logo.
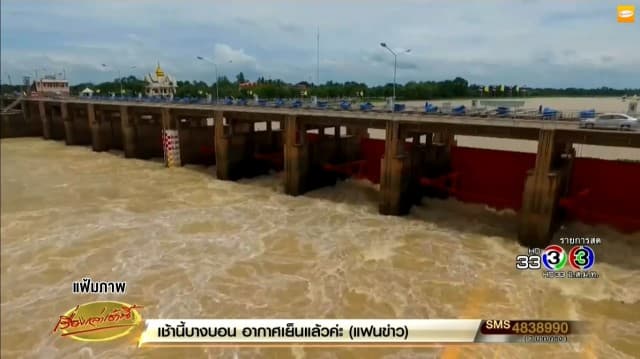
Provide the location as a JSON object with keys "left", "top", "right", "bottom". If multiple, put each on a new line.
{"left": 53, "top": 301, "right": 143, "bottom": 342}
{"left": 617, "top": 5, "right": 635, "bottom": 23}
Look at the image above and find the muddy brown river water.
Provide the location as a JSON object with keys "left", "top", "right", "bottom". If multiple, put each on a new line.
{"left": 2, "top": 98, "right": 640, "bottom": 359}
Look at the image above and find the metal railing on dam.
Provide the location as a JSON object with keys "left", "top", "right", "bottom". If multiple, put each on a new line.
{"left": 14, "top": 94, "right": 611, "bottom": 120}
{"left": 6, "top": 98, "right": 640, "bottom": 249}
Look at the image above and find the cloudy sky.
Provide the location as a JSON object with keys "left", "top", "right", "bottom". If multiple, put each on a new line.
{"left": 1, "top": 0, "right": 639, "bottom": 88}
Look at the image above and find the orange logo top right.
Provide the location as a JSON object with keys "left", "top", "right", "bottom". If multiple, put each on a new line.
{"left": 617, "top": 5, "right": 635, "bottom": 23}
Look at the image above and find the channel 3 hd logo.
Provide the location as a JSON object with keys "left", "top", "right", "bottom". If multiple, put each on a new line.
{"left": 515, "top": 245, "right": 599, "bottom": 279}
{"left": 541, "top": 245, "right": 568, "bottom": 271}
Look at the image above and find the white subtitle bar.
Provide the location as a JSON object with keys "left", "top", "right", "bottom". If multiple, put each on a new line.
{"left": 139, "top": 319, "right": 482, "bottom": 345}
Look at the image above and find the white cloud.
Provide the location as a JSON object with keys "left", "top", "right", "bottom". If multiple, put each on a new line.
{"left": 212, "top": 44, "right": 257, "bottom": 66}
{"left": 1, "top": 0, "right": 639, "bottom": 87}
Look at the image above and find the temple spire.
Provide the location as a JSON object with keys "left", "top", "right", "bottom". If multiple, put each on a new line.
{"left": 155, "top": 62, "right": 165, "bottom": 78}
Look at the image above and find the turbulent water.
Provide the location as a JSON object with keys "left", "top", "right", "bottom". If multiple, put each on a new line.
{"left": 1, "top": 138, "right": 639, "bottom": 359}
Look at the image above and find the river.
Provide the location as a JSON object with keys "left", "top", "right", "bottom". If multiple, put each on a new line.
{"left": 1, "top": 100, "right": 639, "bottom": 358}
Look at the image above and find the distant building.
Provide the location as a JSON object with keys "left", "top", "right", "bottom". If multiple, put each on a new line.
{"left": 294, "top": 82, "right": 310, "bottom": 96}
{"left": 144, "top": 63, "right": 177, "bottom": 99}
{"left": 30, "top": 75, "right": 69, "bottom": 97}
{"left": 80, "top": 87, "right": 94, "bottom": 97}
{"left": 239, "top": 82, "right": 257, "bottom": 90}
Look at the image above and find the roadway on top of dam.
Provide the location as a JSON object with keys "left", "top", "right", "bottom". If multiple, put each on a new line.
{"left": 27, "top": 97, "right": 640, "bottom": 148}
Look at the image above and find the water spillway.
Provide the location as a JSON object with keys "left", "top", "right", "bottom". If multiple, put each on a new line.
{"left": 4, "top": 98, "right": 640, "bottom": 247}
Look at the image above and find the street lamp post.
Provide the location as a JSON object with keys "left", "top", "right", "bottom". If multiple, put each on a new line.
{"left": 213, "top": 62, "right": 219, "bottom": 103}
{"left": 380, "top": 42, "right": 410, "bottom": 109}
{"left": 196, "top": 56, "right": 232, "bottom": 104}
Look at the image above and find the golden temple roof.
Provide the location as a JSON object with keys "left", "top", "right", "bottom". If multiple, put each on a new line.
{"left": 155, "top": 62, "right": 165, "bottom": 78}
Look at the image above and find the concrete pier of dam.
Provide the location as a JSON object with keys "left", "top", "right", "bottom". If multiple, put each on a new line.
{"left": 3, "top": 97, "right": 640, "bottom": 248}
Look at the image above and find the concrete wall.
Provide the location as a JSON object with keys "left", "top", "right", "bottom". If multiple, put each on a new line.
{"left": 69, "top": 107, "right": 92, "bottom": 145}
{"left": 178, "top": 118, "right": 215, "bottom": 166}
{"left": 135, "top": 115, "right": 163, "bottom": 159}
{"left": 50, "top": 107, "right": 65, "bottom": 140}
{"left": 97, "top": 112, "right": 123, "bottom": 150}
{"left": 0, "top": 102, "right": 42, "bottom": 138}
{"left": 254, "top": 130, "right": 283, "bottom": 154}
{"left": 1, "top": 112, "right": 34, "bottom": 138}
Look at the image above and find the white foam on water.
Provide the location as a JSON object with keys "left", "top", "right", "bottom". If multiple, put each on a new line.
{"left": 359, "top": 238, "right": 404, "bottom": 262}
{"left": 2, "top": 139, "right": 639, "bottom": 358}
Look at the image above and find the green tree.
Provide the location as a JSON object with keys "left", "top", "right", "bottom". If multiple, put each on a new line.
{"left": 236, "top": 72, "right": 246, "bottom": 84}
{"left": 10, "top": 74, "right": 640, "bottom": 101}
